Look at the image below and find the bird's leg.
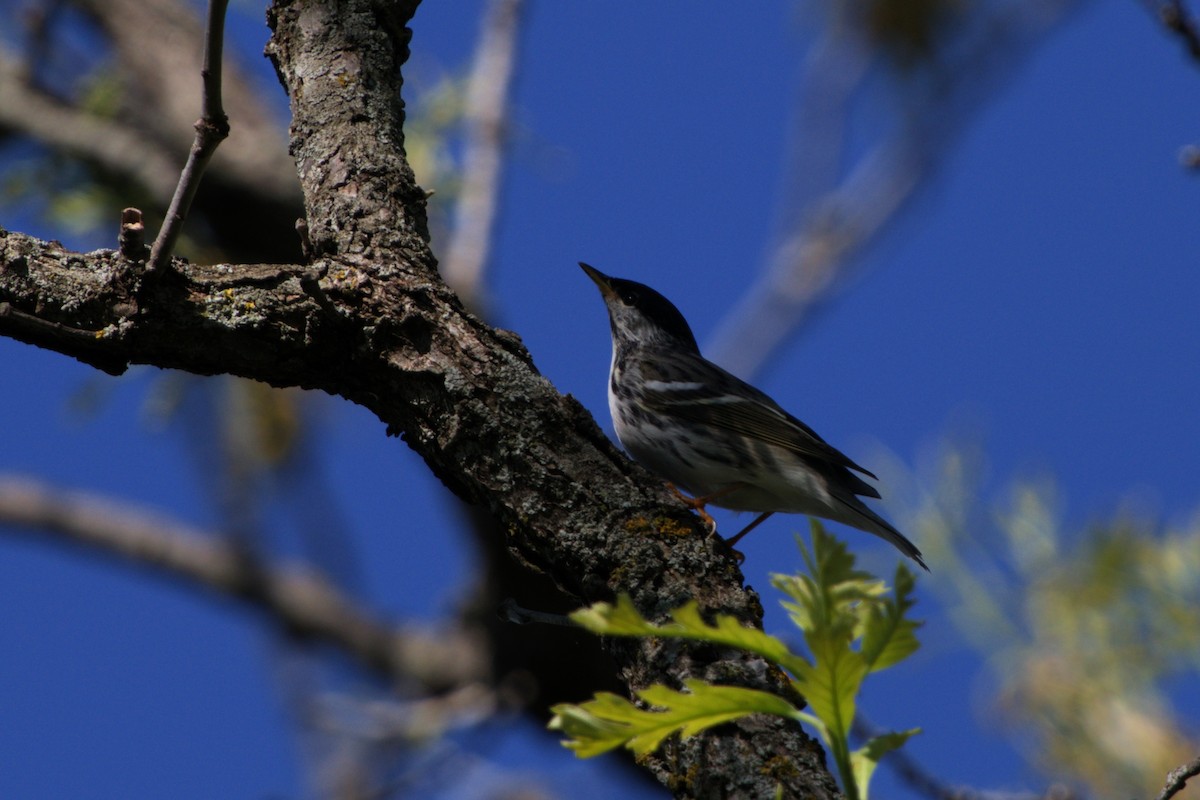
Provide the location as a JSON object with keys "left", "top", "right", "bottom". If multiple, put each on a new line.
{"left": 724, "top": 511, "right": 773, "bottom": 549}
{"left": 666, "top": 483, "right": 743, "bottom": 534}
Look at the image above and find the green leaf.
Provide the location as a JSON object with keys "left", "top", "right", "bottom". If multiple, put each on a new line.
{"left": 794, "top": 710, "right": 829, "bottom": 745}
{"left": 569, "top": 594, "right": 811, "bottom": 676}
{"left": 791, "top": 629, "right": 868, "bottom": 746}
{"left": 547, "top": 694, "right": 641, "bottom": 758}
{"left": 569, "top": 593, "right": 663, "bottom": 636}
{"left": 859, "top": 565, "right": 922, "bottom": 672}
{"left": 770, "top": 523, "right": 923, "bottom": 797}
{"left": 850, "top": 728, "right": 922, "bottom": 797}
{"left": 548, "top": 680, "right": 802, "bottom": 758}
{"left": 637, "top": 681, "right": 803, "bottom": 743}
{"left": 773, "top": 523, "right": 887, "bottom": 641}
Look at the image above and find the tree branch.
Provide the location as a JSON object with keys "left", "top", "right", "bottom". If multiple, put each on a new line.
{"left": 0, "top": 476, "right": 485, "bottom": 692}
{"left": 0, "top": 0, "right": 842, "bottom": 794}
{"left": 0, "top": 205, "right": 833, "bottom": 797}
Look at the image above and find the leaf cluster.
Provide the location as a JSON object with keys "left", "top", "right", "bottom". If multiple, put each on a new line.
{"left": 549, "top": 522, "right": 922, "bottom": 799}
{"left": 909, "top": 448, "right": 1200, "bottom": 796}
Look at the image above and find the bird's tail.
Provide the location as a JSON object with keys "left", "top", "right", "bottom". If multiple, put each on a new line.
{"left": 833, "top": 496, "right": 929, "bottom": 572}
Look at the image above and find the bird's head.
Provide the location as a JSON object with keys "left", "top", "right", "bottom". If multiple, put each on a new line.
{"left": 579, "top": 262, "right": 700, "bottom": 353}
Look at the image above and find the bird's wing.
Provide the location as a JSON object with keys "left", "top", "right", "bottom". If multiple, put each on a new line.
{"left": 639, "top": 355, "right": 880, "bottom": 489}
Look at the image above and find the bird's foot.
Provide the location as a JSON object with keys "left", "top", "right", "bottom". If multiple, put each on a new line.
{"left": 666, "top": 483, "right": 719, "bottom": 535}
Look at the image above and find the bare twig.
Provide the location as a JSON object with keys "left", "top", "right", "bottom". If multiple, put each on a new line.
{"left": 146, "top": 0, "right": 232, "bottom": 273}
{"left": 0, "top": 476, "right": 486, "bottom": 691}
{"left": 71, "top": 0, "right": 299, "bottom": 203}
{"left": 0, "top": 4, "right": 300, "bottom": 265}
{"left": 1154, "top": 754, "right": 1200, "bottom": 800}
{"left": 498, "top": 597, "right": 576, "bottom": 627}
{"left": 118, "top": 207, "right": 147, "bottom": 261}
{"left": 440, "top": 0, "right": 525, "bottom": 308}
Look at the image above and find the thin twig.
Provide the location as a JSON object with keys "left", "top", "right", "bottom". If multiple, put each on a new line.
{"left": 0, "top": 476, "right": 485, "bottom": 690}
{"left": 146, "top": 0, "right": 231, "bottom": 273}
{"left": 440, "top": 0, "right": 525, "bottom": 309}
{"left": 72, "top": 0, "right": 299, "bottom": 202}
{"left": 1154, "top": 754, "right": 1200, "bottom": 800}
{"left": 498, "top": 597, "right": 576, "bottom": 627}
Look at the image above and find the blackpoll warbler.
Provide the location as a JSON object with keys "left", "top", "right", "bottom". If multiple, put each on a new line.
{"left": 581, "top": 262, "right": 927, "bottom": 570}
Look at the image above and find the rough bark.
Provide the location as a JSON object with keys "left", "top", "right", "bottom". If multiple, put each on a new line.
{"left": 0, "top": 0, "right": 840, "bottom": 796}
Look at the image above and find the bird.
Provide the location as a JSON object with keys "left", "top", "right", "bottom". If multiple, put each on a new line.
{"left": 580, "top": 262, "right": 927, "bottom": 570}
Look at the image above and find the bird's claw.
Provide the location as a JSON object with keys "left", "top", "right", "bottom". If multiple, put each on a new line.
{"left": 666, "top": 483, "right": 719, "bottom": 534}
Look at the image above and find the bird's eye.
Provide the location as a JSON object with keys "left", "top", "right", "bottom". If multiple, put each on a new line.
{"left": 619, "top": 288, "right": 639, "bottom": 305}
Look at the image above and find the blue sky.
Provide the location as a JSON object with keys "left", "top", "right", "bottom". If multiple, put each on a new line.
{"left": 2, "top": 1, "right": 1199, "bottom": 797}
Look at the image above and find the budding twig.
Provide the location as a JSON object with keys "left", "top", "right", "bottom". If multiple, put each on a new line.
{"left": 146, "top": 0, "right": 231, "bottom": 274}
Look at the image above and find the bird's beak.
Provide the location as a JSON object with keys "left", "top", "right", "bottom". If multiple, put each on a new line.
{"left": 579, "top": 262, "right": 618, "bottom": 301}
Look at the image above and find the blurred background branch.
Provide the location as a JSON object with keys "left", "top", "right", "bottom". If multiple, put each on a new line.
{"left": 440, "top": 0, "right": 525, "bottom": 310}
{"left": 707, "top": 0, "right": 1081, "bottom": 379}
{"left": 1141, "top": 0, "right": 1200, "bottom": 63}
{"left": 0, "top": 474, "right": 487, "bottom": 692}
{"left": 878, "top": 439, "right": 1200, "bottom": 800}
